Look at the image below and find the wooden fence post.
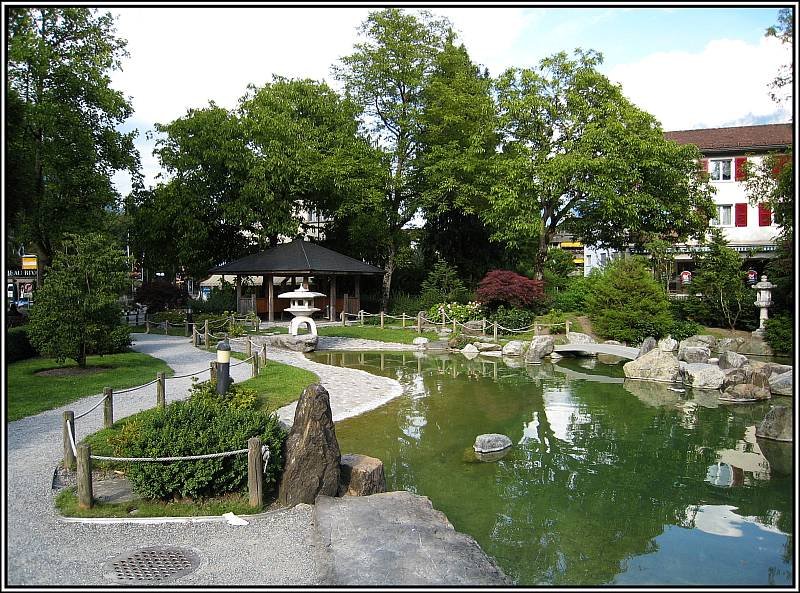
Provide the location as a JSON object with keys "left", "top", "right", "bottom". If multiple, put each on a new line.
{"left": 417, "top": 312, "right": 422, "bottom": 333}
{"left": 63, "top": 411, "right": 76, "bottom": 470}
{"left": 145, "top": 320, "right": 150, "bottom": 334}
{"left": 103, "top": 387, "right": 113, "bottom": 428}
{"left": 380, "top": 311, "right": 385, "bottom": 329}
{"left": 205, "top": 319, "right": 210, "bottom": 350}
{"left": 453, "top": 318, "right": 457, "bottom": 333}
{"left": 185, "top": 319, "right": 189, "bottom": 337}
{"left": 248, "top": 437, "right": 264, "bottom": 508}
{"left": 246, "top": 339, "right": 252, "bottom": 358}
{"left": 251, "top": 353, "right": 258, "bottom": 378}
{"left": 535, "top": 324, "right": 541, "bottom": 336}
{"left": 156, "top": 372, "right": 166, "bottom": 408}
{"left": 77, "top": 443, "right": 93, "bottom": 509}
{"left": 565, "top": 320, "right": 571, "bottom": 334}
{"left": 261, "top": 343, "right": 267, "bottom": 366}
{"left": 360, "top": 310, "right": 364, "bottom": 326}
{"left": 493, "top": 322, "right": 498, "bottom": 342}
{"left": 341, "top": 311, "right": 346, "bottom": 326}
{"left": 210, "top": 361, "right": 217, "bottom": 383}
{"left": 482, "top": 319, "right": 487, "bottom": 335}
{"left": 441, "top": 310, "right": 445, "bottom": 329}
{"left": 191, "top": 324, "right": 197, "bottom": 347}
{"left": 401, "top": 313, "right": 406, "bottom": 329}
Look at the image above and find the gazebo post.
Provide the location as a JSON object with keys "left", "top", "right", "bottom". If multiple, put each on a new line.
{"left": 354, "top": 276, "right": 361, "bottom": 312}
{"left": 330, "top": 276, "right": 337, "bottom": 321}
{"left": 235, "top": 276, "right": 242, "bottom": 315}
{"left": 267, "top": 274, "right": 274, "bottom": 322}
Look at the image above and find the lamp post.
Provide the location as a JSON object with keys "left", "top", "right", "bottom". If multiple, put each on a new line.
{"left": 216, "top": 340, "right": 231, "bottom": 394}
{"left": 752, "top": 275, "right": 775, "bottom": 338}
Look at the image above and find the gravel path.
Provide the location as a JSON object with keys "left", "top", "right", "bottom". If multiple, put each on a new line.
{"left": 5, "top": 334, "right": 322, "bottom": 586}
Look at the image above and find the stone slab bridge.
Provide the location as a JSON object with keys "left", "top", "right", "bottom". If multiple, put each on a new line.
{"left": 554, "top": 343, "right": 639, "bottom": 360}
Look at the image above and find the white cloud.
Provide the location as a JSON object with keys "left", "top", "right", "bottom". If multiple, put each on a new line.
{"left": 608, "top": 35, "right": 792, "bottom": 130}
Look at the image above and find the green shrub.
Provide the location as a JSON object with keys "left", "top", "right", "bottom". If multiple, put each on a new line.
{"left": 420, "top": 259, "right": 470, "bottom": 305}
{"left": 101, "top": 326, "right": 133, "bottom": 354}
{"left": 765, "top": 315, "right": 792, "bottom": 354}
{"left": 550, "top": 273, "right": 600, "bottom": 312}
{"left": 6, "top": 326, "right": 37, "bottom": 362}
{"left": 427, "top": 301, "right": 484, "bottom": 323}
{"left": 388, "top": 292, "right": 427, "bottom": 315}
{"left": 150, "top": 310, "right": 188, "bottom": 324}
{"left": 187, "top": 281, "right": 236, "bottom": 314}
{"left": 489, "top": 306, "right": 537, "bottom": 334}
{"left": 113, "top": 381, "right": 285, "bottom": 500}
{"left": 587, "top": 256, "right": 674, "bottom": 343}
{"left": 536, "top": 309, "right": 569, "bottom": 334}
{"left": 135, "top": 280, "right": 188, "bottom": 313}
{"left": 667, "top": 320, "right": 704, "bottom": 342}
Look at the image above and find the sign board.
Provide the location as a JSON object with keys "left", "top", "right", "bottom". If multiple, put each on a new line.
{"left": 746, "top": 269, "right": 758, "bottom": 285}
{"left": 22, "top": 283, "right": 33, "bottom": 295}
{"left": 201, "top": 286, "right": 212, "bottom": 300}
{"left": 21, "top": 255, "right": 37, "bottom": 270}
{"left": 680, "top": 270, "right": 692, "bottom": 285}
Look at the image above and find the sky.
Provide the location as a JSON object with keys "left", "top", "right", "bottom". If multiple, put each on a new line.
{"left": 106, "top": 4, "right": 794, "bottom": 194}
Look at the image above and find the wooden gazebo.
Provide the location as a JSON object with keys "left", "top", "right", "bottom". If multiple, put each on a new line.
{"left": 208, "top": 238, "right": 384, "bottom": 322}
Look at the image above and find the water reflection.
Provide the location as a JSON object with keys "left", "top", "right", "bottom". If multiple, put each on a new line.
{"left": 308, "top": 351, "right": 792, "bottom": 585}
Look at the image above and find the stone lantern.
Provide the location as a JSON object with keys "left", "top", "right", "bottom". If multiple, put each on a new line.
{"left": 752, "top": 275, "right": 775, "bottom": 337}
{"left": 278, "top": 285, "right": 326, "bottom": 337}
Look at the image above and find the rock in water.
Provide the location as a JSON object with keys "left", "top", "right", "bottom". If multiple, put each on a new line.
{"left": 756, "top": 406, "right": 792, "bottom": 442}
{"left": 683, "top": 363, "right": 725, "bottom": 389}
{"left": 412, "top": 337, "right": 429, "bottom": 346}
{"left": 338, "top": 454, "right": 386, "bottom": 497}
{"left": 637, "top": 336, "right": 657, "bottom": 358}
{"left": 678, "top": 346, "right": 710, "bottom": 364}
{"left": 769, "top": 370, "right": 793, "bottom": 396}
{"left": 718, "top": 350, "right": 748, "bottom": 370}
{"left": 278, "top": 384, "right": 340, "bottom": 506}
{"left": 623, "top": 348, "right": 681, "bottom": 383}
{"left": 720, "top": 383, "right": 771, "bottom": 402}
{"left": 474, "top": 434, "right": 512, "bottom": 453}
{"left": 525, "top": 335, "right": 555, "bottom": 364}
{"left": 501, "top": 340, "right": 526, "bottom": 357}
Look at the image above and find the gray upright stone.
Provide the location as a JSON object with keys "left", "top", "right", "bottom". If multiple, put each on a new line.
{"left": 716, "top": 337, "right": 745, "bottom": 353}
{"left": 683, "top": 363, "right": 725, "bottom": 389}
{"left": 756, "top": 406, "right": 792, "bottom": 442}
{"left": 717, "top": 350, "right": 749, "bottom": 370}
{"left": 658, "top": 336, "right": 678, "bottom": 352}
{"left": 501, "top": 340, "right": 526, "bottom": 357}
{"left": 769, "top": 370, "right": 793, "bottom": 396}
{"left": 279, "top": 384, "right": 341, "bottom": 506}
{"left": 525, "top": 335, "right": 555, "bottom": 364}
{"left": 637, "top": 336, "right": 658, "bottom": 358}
{"left": 680, "top": 334, "right": 718, "bottom": 350}
{"left": 623, "top": 348, "right": 681, "bottom": 383}
{"left": 679, "top": 346, "right": 710, "bottom": 364}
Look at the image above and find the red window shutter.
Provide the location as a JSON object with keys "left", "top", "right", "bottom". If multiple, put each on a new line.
{"left": 758, "top": 204, "right": 772, "bottom": 226}
{"left": 735, "top": 203, "right": 748, "bottom": 227}
{"left": 734, "top": 157, "right": 747, "bottom": 181}
{"left": 698, "top": 159, "right": 708, "bottom": 176}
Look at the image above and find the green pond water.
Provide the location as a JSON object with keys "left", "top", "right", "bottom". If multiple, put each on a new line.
{"left": 306, "top": 350, "right": 793, "bottom": 586}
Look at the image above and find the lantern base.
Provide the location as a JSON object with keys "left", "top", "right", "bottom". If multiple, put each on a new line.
{"left": 289, "top": 315, "right": 318, "bottom": 337}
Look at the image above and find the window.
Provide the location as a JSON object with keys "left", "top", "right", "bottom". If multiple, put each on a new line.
{"left": 711, "top": 205, "right": 732, "bottom": 226}
{"left": 586, "top": 254, "right": 592, "bottom": 267}
{"left": 709, "top": 159, "right": 733, "bottom": 181}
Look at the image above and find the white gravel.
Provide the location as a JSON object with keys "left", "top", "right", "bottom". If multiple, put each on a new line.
{"left": 5, "top": 334, "right": 322, "bottom": 586}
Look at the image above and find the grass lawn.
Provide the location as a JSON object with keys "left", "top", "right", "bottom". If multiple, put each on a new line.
{"left": 316, "top": 324, "right": 439, "bottom": 344}
{"left": 7, "top": 352, "right": 174, "bottom": 421}
{"left": 55, "top": 487, "right": 262, "bottom": 517}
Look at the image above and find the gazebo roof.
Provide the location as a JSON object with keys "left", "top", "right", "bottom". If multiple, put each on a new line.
{"left": 209, "top": 238, "right": 384, "bottom": 276}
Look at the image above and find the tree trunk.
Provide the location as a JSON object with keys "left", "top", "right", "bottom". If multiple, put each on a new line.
{"left": 381, "top": 250, "right": 396, "bottom": 312}
{"left": 532, "top": 232, "right": 550, "bottom": 280}
{"left": 77, "top": 342, "right": 87, "bottom": 368}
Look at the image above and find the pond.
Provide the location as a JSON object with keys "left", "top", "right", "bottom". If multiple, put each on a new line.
{"left": 306, "top": 350, "right": 793, "bottom": 586}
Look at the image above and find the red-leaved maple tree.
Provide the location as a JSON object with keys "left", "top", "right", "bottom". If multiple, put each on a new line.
{"left": 475, "top": 270, "right": 544, "bottom": 309}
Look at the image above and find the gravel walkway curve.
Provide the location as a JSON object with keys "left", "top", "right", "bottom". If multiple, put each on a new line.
{"left": 5, "top": 334, "right": 322, "bottom": 586}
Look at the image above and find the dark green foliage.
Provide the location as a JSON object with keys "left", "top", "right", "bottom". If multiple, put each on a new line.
{"left": 489, "top": 306, "right": 537, "bottom": 333}
{"left": 666, "top": 320, "right": 704, "bottom": 342}
{"left": 113, "top": 381, "right": 285, "bottom": 500}
{"left": 764, "top": 315, "right": 792, "bottom": 355}
{"left": 550, "top": 273, "right": 601, "bottom": 312}
{"left": 388, "top": 292, "right": 429, "bottom": 315}
{"left": 27, "top": 233, "right": 131, "bottom": 367}
{"left": 6, "top": 326, "right": 37, "bottom": 362}
{"left": 420, "top": 259, "right": 471, "bottom": 306}
{"left": 187, "top": 282, "right": 236, "bottom": 314}
{"left": 135, "top": 280, "right": 188, "bottom": 313}
{"left": 543, "top": 248, "right": 577, "bottom": 292}
{"left": 587, "top": 256, "right": 674, "bottom": 343}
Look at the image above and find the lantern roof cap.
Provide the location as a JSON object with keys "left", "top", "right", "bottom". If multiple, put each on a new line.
{"left": 277, "top": 286, "right": 326, "bottom": 300}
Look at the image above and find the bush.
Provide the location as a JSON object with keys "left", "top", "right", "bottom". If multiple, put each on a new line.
{"left": 135, "top": 280, "right": 189, "bottom": 313}
{"left": 550, "top": 273, "right": 600, "bottom": 312}
{"left": 587, "top": 256, "right": 674, "bottom": 343}
{"left": 6, "top": 326, "right": 37, "bottom": 362}
{"left": 476, "top": 270, "right": 545, "bottom": 310}
{"left": 187, "top": 282, "right": 237, "bottom": 315}
{"left": 389, "top": 292, "right": 427, "bottom": 315}
{"left": 765, "top": 315, "right": 792, "bottom": 354}
{"left": 420, "top": 259, "right": 470, "bottom": 305}
{"left": 427, "top": 301, "right": 484, "bottom": 323}
{"left": 99, "top": 325, "right": 132, "bottom": 354}
{"left": 150, "top": 310, "right": 188, "bottom": 324}
{"left": 489, "top": 306, "right": 537, "bottom": 334}
{"left": 667, "top": 320, "right": 704, "bottom": 342}
{"left": 112, "top": 380, "right": 285, "bottom": 500}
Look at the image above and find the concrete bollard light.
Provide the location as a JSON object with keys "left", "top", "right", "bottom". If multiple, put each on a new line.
{"left": 216, "top": 340, "right": 231, "bottom": 394}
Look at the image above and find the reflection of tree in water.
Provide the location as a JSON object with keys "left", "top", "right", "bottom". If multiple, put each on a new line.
{"left": 325, "top": 353, "right": 791, "bottom": 585}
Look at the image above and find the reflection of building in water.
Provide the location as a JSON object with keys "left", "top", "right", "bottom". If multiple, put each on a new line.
{"left": 706, "top": 426, "right": 771, "bottom": 487}
{"left": 684, "top": 504, "right": 785, "bottom": 538}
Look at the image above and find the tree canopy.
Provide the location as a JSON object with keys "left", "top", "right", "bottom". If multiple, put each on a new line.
{"left": 484, "top": 50, "right": 715, "bottom": 279}
{"left": 6, "top": 8, "right": 138, "bottom": 268}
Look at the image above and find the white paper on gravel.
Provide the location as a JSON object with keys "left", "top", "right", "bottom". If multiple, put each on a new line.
{"left": 223, "top": 512, "right": 248, "bottom": 526}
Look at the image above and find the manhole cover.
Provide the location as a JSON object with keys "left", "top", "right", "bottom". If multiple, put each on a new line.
{"left": 103, "top": 546, "right": 200, "bottom": 584}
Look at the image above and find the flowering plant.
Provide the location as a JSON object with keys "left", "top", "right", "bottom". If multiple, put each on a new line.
{"left": 428, "top": 301, "right": 485, "bottom": 323}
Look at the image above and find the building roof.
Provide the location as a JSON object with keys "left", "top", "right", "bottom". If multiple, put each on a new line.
{"left": 664, "top": 123, "right": 792, "bottom": 153}
{"left": 209, "top": 238, "right": 384, "bottom": 276}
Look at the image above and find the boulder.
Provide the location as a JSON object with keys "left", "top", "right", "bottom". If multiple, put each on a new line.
{"left": 716, "top": 337, "right": 745, "bottom": 353}
{"left": 637, "top": 336, "right": 658, "bottom": 358}
{"left": 549, "top": 352, "right": 563, "bottom": 361}
{"left": 757, "top": 438, "right": 793, "bottom": 475}
{"left": 680, "top": 334, "right": 717, "bottom": 350}
{"left": 683, "top": 363, "right": 725, "bottom": 390}
{"left": 708, "top": 357, "right": 719, "bottom": 365}
{"left": 658, "top": 336, "right": 678, "bottom": 352}
{"left": 264, "top": 334, "right": 318, "bottom": 353}
{"left": 721, "top": 367, "right": 751, "bottom": 390}
{"left": 412, "top": 337, "right": 429, "bottom": 346}
{"left": 768, "top": 363, "right": 793, "bottom": 378}
{"left": 278, "top": 384, "right": 341, "bottom": 506}
{"left": 623, "top": 348, "right": 681, "bottom": 383}
{"left": 756, "top": 406, "right": 792, "bottom": 442}
{"left": 461, "top": 344, "right": 479, "bottom": 355}
{"left": 567, "top": 332, "right": 596, "bottom": 344}
{"left": 678, "top": 346, "right": 710, "bottom": 364}
{"left": 338, "top": 454, "right": 386, "bottom": 497}
{"left": 473, "top": 434, "right": 512, "bottom": 453}
{"left": 501, "top": 340, "right": 526, "bottom": 357}
{"left": 473, "top": 342, "right": 501, "bottom": 352}
{"left": 717, "top": 350, "right": 748, "bottom": 370}
{"left": 719, "top": 383, "right": 771, "bottom": 402}
{"left": 525, "top": 335, "right": 555, "bottom": 364}
{"left": 769, "top": 370, "right": 793, "bottom": 396}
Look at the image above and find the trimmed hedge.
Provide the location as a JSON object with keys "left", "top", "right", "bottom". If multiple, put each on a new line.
{"left": 6, "top": 326, "right": 37, "bottom": 362}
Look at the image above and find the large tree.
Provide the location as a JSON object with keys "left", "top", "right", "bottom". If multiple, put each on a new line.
{"left": 333, "top": 8, "right": 451, "bottom": 309}
{"left": 766, "top": 7, "right": 793, "bottom": 103}
{"left": 6, "top": 8, "right": 138, "bottom": 269}
{"left": 484, "top": 50, "right": 715, "bottom": 279}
